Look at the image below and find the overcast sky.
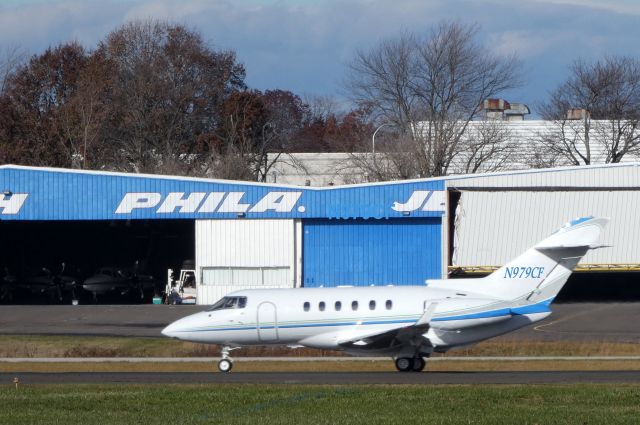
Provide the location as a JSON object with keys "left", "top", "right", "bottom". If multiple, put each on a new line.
{"left": 2, "top": 0, "right": 640, "bottom": 115}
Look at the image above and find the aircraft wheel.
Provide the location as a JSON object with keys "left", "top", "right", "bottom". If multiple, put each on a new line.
{"left": 218, "top": 358, "right": 233, "bottom": 373}
{"left": 412, "top": 357, "right": 425, "bottom": 372}
{"left": 395, "top": 357, "right": 414, "bottom": 372}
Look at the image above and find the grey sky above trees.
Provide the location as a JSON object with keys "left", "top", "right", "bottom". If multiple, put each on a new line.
{"left": 2, "top": 0, "right": 640, "bottom": 112}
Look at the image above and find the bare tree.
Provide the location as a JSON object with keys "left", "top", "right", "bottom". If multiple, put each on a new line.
{"left": 0, "top": 45, "right": 24, "bottom": 95}
{"left": 206, "top": 90, "right": 266, "bottom": 180}
{"left": 293, "top": 95, "right": 371, "bottom": 153}
{"left": 0, "top": 42, "right": 88, "bottom": 167}
{"left": 534, "top": 56, "right": 640, "bottom": 165}
{"left": 346, "top": 135, "right": 419, "bottom": 181}
{"left": 457, "top": 121, "right": 515, "bottom": 174}
{"left": 58, "top": 51, "right": 112, "bottom": 169}
{"left": 205, "top": 89, "right": 311, "bottom": 181}
{"left": 346, "top": 21, "right": 521, "bottom": 180}
{"left": 257, "top": 90, "right": 311, "bottom": 180}
{"left": 97, "top": 20, "right": 246, "bottom": 174}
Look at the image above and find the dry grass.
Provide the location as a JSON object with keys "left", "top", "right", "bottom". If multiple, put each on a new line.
{"left": 2, "top": 359, "right": 640, "bottom": 373}
{"left": 0, "top": 335, "right": 340, "bottom": 358}
{"left": 1, "top": 335, "right": 639, "bottom": 359}
{"left": 441, "top": 340, "right": 640, "bottom": 357}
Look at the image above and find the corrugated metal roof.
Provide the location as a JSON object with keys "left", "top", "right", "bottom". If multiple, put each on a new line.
{"left": 446, "top": 162, "right": 640, "bottom": 188}
{"left": 442, "top": 120, "right": 632, "bottom": 173}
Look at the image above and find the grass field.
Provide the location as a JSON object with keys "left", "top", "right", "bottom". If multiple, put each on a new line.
{"left": 0, "top": 384, "right": 638, "bottom": 425}
{"left": 2, "top": 335, "right": 640, "bottom": 358}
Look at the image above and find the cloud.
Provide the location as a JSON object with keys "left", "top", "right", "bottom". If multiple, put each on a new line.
{"left": 529, "top": 0, "right": 640, "bottom": 16}
{"left": 0, "top": 1, "right": 128, "bottom": 50}
{"left": 1, "top": 0, "right": 640, "bottom": 105}
{"left": 487, "top": 30, "right": 580, "bottom": 59}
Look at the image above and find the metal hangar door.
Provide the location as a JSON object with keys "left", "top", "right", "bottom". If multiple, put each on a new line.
{"left": 196, "top": 219, "right": 300, "bottom": 304}
{"left": 302, "top": 218, "right": 441, "bottom": 287}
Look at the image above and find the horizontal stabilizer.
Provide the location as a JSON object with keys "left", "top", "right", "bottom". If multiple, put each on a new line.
{"left": 535, "top": 217, "right": 609, "bottom": 249}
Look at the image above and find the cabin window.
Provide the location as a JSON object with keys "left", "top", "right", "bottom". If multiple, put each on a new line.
{"left": 207, "top": 296, "right": 248, "bottom": 311}
{"left": 352, "top": 301, "right": 358, "bottom": 311}
{"left": 303, "top": 302, "right": 310, "bottom": 312}
{"left": 369, "top": 300, "right": 376, "bottom": 310}
{"left": 386, "top": 300, "right": 392, "bottom": 310}
{"left": 335, "top": 301, "right": 342, "bottom": 311}
{"left": 319, "top": 301, "right": 326, "bottom": 311}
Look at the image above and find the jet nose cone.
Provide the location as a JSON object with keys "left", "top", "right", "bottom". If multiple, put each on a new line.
{"left": 161, "top": 312, "right": 208, "bottom": 341}
{"left": 161, "top": 322, "right": 178, "bottom": 338}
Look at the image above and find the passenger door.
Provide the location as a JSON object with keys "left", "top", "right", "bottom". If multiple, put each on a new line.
{"left": 257, "top": 302, "right": 279, "bottom": 342}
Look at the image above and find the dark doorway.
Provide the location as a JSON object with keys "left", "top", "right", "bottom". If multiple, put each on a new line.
{"left": 0, "top": 220, "right": 194, "bottom": 304}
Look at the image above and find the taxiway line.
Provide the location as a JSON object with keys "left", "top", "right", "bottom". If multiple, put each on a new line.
{"left": 3, "top": 356, "right": 640, "bottom": 362}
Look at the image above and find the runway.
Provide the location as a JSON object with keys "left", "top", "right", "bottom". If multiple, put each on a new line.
{"left": 0, "top": 303, "right": 639, "bottom": 342}
{"left": 4, "top": 370, "right": 640, "bottom": 385}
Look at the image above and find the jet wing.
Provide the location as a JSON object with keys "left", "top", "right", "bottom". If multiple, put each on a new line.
{"left": 337, "top": 303, "right": 437, "bottom": 351}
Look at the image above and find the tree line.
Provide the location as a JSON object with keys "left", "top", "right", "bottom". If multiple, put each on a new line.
{"left": 2, "top": 20, "right": 639, "bottom": 182}
{"left": 344, "top": 22, "right": 640, "bottom": 180}
{"left": 0, "top": 20, "right": 371, "bottom": 180}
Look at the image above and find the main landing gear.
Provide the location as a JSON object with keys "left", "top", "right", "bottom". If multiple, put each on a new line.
{"left": 217, "top": 346, "right": 238, "bottom": 373}
{"left": 394, "top": 356, "right": 426, "bottom": 372}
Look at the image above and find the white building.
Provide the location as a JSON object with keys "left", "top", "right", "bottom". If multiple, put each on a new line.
{"left": 268, "top": 119, "right": 640, "bottom": 186}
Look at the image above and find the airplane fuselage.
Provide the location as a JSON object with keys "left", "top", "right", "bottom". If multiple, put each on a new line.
{"left": 163, "top": 285, "right": 550, "bottom": 356}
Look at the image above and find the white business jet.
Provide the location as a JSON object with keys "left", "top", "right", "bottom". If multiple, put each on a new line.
{"left": 162, "top": 216, "right": 608, "bottom": 372}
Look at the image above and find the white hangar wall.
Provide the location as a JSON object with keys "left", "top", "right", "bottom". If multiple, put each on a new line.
{"left": 451, "top": 191, "right": 637, "bottom": 266}
{"left": 196, "top": 219, "right": 302, "bottom": 304}
{"left": 445, "top": 164, "right": 640, "bottom": 269}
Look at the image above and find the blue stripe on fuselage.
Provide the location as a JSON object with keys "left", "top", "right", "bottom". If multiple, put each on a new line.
{"left": 172, "top": 298, "right": 554, "bottom": 333}
{"left": 431, "top": 298, "right": 553, "bottom": 322}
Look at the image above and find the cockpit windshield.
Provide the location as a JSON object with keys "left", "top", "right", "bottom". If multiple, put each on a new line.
{"left": 207, "top": 296, "right": 247, "bottom": 311}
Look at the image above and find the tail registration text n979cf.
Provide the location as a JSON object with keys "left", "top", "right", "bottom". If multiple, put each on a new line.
{"left": 162, "top": 217, "right": 608, "bottom": 373}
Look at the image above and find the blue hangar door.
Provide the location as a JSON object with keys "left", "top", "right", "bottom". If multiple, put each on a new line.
{"left": 302, "top": 218, "right": 441, "bottom": 287}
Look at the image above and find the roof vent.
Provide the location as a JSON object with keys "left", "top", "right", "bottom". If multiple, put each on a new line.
{"left": 504, "top": 103, "right": 531, "bottom": 121}
{"left": 481, "top": 99, "right": 511, "bottom": 120}
{"left": 566, "top": 108, "right": 590, "bottom": 120}
{"left": 482, "top": 98, "right": 511, "bottom": 111}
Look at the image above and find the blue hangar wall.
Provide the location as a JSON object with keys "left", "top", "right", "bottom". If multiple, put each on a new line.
{"left": 303, "top": 218, "right": 442, "bottom": 286}
{"left": 0, "top": 165, "right": 446, "bottom": 286}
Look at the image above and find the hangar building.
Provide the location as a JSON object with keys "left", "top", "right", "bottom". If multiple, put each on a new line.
{"left": 1, "top": 163, "right": 638, "bottom": 304}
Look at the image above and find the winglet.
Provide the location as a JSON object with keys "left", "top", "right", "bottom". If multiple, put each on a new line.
{"left": 415, "top": 302, "right": 438, "bottom": 327}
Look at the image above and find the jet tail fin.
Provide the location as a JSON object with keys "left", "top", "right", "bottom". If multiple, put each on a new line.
{"left": 428, "top": 217, "right": 609, "bottom": 301}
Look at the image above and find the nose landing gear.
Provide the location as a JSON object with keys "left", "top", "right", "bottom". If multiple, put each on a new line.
{"left": 218, "top": 358, "right": 233, "bottom": 372}
{"left": 218, "top": 346, "right": 238, "bottom": 373}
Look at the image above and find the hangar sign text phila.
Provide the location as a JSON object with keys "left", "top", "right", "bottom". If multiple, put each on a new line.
{"left": 114, "top": 190, "right": 445, "bottom": 217}
{"left": 0, "top": 193, "right": 28, "bottom": 215}
{"left": 115, "top": 191, "right": 305, "bottom": 215}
